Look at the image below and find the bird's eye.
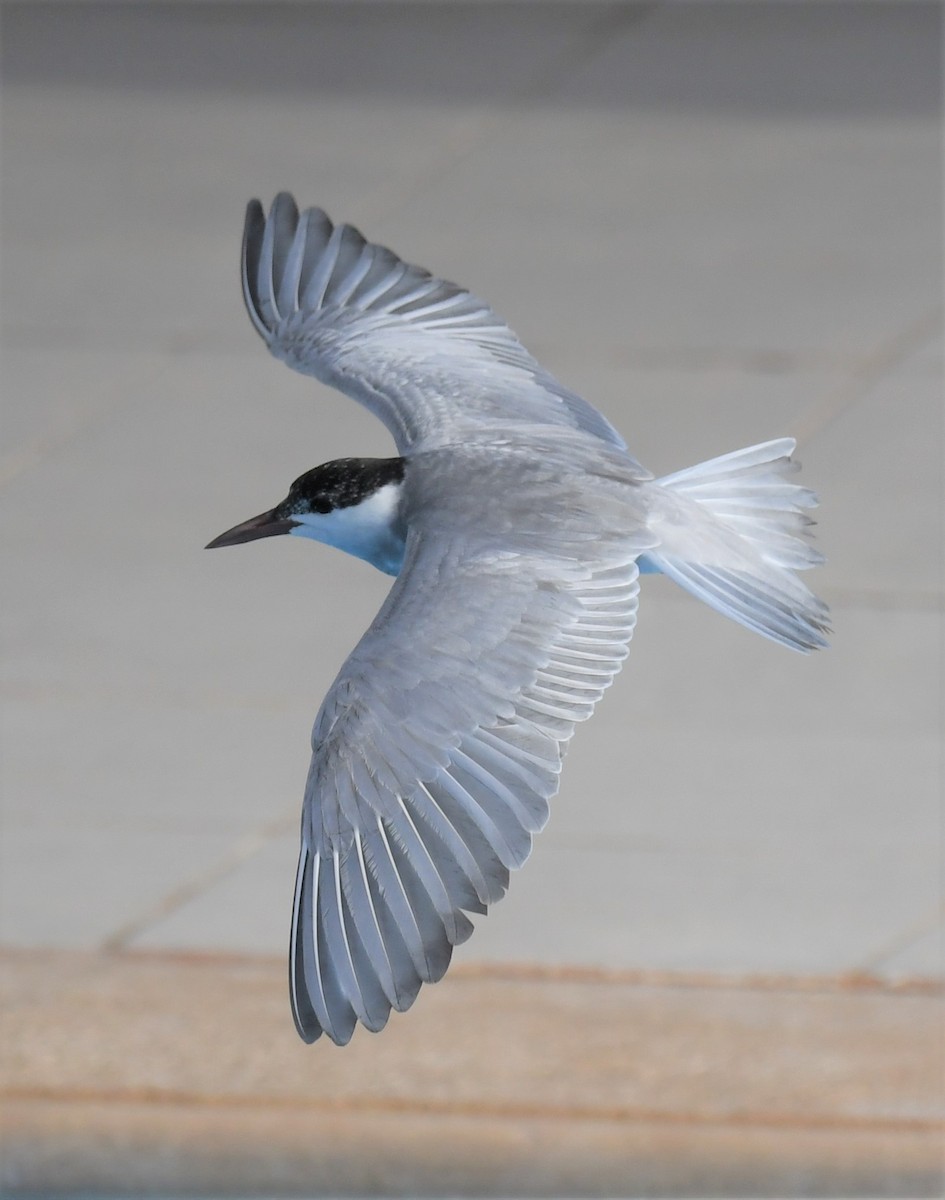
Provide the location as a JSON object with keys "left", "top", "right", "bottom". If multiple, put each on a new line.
{"left": 313, "top": 498, "right": 332, "bottom": 514}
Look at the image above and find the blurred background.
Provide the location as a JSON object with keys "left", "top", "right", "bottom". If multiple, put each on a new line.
{"left": 1, "top": 2, "right": 942, "bottom": 1197}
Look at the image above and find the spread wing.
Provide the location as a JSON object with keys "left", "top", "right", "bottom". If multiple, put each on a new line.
{"left": 290, "top": 479, "right": 655, "bottom": 1044}
{"left": 241, "top": 193, "right": 630, "bottom": 455}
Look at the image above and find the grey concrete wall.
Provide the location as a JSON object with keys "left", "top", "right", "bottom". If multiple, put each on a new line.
{"left": 2, "top": 4, "right": 942, "bottom": 1195}
{"left": 2, "top": 0, "right": 941, "bottom": 978}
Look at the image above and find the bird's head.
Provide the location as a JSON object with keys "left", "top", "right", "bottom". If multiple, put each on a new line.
{"left": 206, "top": 456, "right": 407, "bottom": 575}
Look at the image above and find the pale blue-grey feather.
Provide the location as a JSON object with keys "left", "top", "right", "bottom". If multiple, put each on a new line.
{"left": 241, "top": 195, "right": 632, "bottom": 454}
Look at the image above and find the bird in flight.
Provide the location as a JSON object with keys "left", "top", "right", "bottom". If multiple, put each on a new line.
{"left": 208, "top": 194, "right": 829, "bottom": 1045}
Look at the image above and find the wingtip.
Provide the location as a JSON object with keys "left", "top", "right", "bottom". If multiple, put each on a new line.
{"left": 241, "top": 199, "right": 268, "bottom": 339}
{"left": 243, "top": 198, "right": 266, "bottom": 252}
{"left": 269, "top": 191, "right": 299, "bottom": 221}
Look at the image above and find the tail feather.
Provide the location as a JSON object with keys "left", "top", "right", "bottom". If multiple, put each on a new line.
{"left": 643, "top": 439, "right": 830, "bottom": 652}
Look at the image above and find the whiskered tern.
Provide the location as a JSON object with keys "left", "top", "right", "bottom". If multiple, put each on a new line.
{"left": 209, "top": 194, "right": 829, "bottom": 1045}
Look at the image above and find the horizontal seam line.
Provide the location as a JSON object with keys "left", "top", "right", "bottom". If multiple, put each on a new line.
{"left": 2, "top": 946, "right": 939, "bottom": 997}
{"left": 3, "top": 1085, "right": 941, "bottom": 1135}
{"left": 451, "top": 961, "right": 943, "bottom": 996}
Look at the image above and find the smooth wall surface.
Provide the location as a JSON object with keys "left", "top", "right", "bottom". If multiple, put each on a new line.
{"left": 2, "top": 0, "right": 941, "bottom": 978}
{"left": 2, "top": 4, "right": 942, "bottom": 1196}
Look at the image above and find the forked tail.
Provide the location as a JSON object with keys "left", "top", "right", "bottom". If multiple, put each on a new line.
{"left": 641, "top": 438, "right": 830, "bottom": 652}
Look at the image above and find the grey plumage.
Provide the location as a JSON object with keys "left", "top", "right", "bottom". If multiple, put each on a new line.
{"left": 221, "top": 193, "right": 829, "bottom": 1045}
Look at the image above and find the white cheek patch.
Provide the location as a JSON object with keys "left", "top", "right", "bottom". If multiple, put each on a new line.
{"left": 347, "top": 482, "right": 403, "bottom": 530}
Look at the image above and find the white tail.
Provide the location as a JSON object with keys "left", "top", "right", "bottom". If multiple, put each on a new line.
{"left": 642, "top": 438, "right": 830, "bottom": 652}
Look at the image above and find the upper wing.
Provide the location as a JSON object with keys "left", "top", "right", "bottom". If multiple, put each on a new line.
{"left": 290, "top": 473, "right": 655, "bottom": 1044}
{"left": 242, "top": 193, "right": 629, "bottom": 455}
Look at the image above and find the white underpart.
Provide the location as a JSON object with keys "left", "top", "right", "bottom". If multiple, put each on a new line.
{"left": 289, "top": 481, "right": 406, "bottom": 575}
